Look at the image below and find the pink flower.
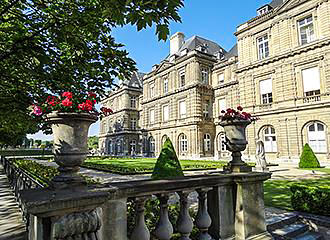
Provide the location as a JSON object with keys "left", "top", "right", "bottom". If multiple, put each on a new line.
{"left": 62, "top": 92, "right": 73, "bottom": 99}
{"left": 33, "top": 105, "right": 42, "bottom": 116}
{"left": 62, "top": 98, "right": 73, "bottom": 107}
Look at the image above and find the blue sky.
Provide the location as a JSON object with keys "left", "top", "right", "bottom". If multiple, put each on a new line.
{"left": 28, "top": 0, "right": 271, "bottom": 141}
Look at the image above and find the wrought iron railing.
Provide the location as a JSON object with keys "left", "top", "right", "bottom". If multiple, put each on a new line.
{"left": 0, "top": 156, "right": 47, "bottom": 228}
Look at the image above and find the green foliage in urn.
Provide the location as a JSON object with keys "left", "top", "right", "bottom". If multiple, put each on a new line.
{"left": 151, "top": 138, "right": 184, "bottom": 180}
{"left": 299, "top": 143, "right": 321, "bottom": 168}
{"left": 290, "top": 184, "right": 330, "bottom": 216}
{"left": 0, "top": 0, "right": 184, "bottom": 143}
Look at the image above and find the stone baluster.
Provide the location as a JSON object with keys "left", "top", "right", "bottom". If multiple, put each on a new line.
{"left": 195, "top": 188, "right": 212, "bottom": 240}
{"left": 153, "top": 194, "right": 173, "bottom": 240}
{"left": 131, "top": 196, "right": 150, "bottom": 240}
{"left": 177, "top": 191, "right": 193, "bottom": 240}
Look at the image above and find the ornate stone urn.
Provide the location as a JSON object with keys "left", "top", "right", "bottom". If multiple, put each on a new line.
{"left": 220, "top": 119, "right": 252, "bottom": 173}
{"left": 46, "top": 112, "right": 98, "bottom": 188}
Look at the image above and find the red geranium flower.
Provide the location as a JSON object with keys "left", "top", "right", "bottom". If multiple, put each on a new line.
{"left": 62, "top": 98, "right": 73, "bottom": 107}
{"left": 88, "top": 92, "right": 97, "bottom": 98}
{"left": 62, "top": 92, "right": 73, "bottom": 99}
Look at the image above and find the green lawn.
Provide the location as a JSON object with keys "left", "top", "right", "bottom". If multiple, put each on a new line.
{"left": 82, "top": 157, "right": 227, "bottom": 174}
{"left": 264, "top": 177, "right": 330, "bottom": 210}
{"left": 298, "top": 167, "right": 330, "bottom": 174}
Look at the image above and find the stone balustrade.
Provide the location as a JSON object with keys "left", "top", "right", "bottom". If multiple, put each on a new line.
{"left": 0, "top": 154, "right": 273, "bottom": 240}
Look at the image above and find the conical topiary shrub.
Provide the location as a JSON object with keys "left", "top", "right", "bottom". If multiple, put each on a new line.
{"left": 151, "top": 137, "right": 184, "bottom": 180}
{"left": 299, "top": 143, "right": 321, "bottom": 168}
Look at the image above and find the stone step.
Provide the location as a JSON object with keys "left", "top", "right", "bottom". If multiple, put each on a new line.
{"left": 292, "top": 232, "right": 324, "bottom": 240}
{"left": 271, "top": 223, "right": 309, "bottom": 239}
{"left": 267, "top": 214, "right": 300, "bottom": 231}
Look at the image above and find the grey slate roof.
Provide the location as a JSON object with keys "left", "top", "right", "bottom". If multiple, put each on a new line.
{"left": 269, "top": 0, "right": 284, "bottom": 8}
{"left": 121, "top": 71, "right": 145, "bottom": 89}
{"left": 224, "top": 44, "right": 238, "bottom": 59}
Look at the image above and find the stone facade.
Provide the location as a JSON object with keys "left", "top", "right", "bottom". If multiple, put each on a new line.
{"left": 100, "top": 0, "right": 330, "bottom": 162}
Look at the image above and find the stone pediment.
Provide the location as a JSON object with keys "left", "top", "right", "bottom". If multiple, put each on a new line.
{"left": 155, "top": 61, "right": 174, "bottom": 73}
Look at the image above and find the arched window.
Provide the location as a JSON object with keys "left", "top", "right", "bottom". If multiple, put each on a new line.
{"left": 161, "top": 135, "right": 168, "bottom": 146}
{"left": 130, "top": 140, "right": 136, "bottom": 154}
{"left": 218, "top": 133, "right": 227, "bottom": 152}
{"left": 117, "top": 140, "right": 123, "bottom": 154}
{"left": 264, "top": 126, "right": 277, "bottom": 152}
{"left": 204, "top": 134, "right": 211, "bottom": 152}
{"left": 308, "top": 122, "right": 327, "bottom": 153}
{"left": 179, "top": 134, "right": 188, "bottom": 154}
{"left": 149, "top": 137, "right": 155, "bottom": 153}
{"left": 108, "top": 140, "right": 113, "bottom": 154}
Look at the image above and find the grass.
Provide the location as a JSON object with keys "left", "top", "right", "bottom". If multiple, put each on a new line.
{"left": 298, "top": 167, "right": 330, "bottom": 174}
{"left": 264, "top": 177, "right": 330, "bottom": 211}
{"left": 82, "top": 157, "right": 228, "bottom": 174}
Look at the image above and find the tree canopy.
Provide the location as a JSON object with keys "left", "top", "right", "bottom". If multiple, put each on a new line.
{"left": 0, "top": 0, "right": 184, "bottom": 146}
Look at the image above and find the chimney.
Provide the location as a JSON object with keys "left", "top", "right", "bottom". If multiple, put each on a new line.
{"left": 170, "top": 32, "right": 185, "bottom": 56}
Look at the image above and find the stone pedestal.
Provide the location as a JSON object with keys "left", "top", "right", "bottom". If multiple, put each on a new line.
{"left": 234, "top": 173, "right": 273, "bottom": 240}
{"left": 20, "top": 187, "right": 110, "bottom": 240}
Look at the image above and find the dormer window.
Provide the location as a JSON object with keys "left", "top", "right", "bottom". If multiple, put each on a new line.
{"left": 257, "top": 5, "right": 271, "bottom": 16}
{"left": 197, "top": 44, "right": 208, "bottom": 53}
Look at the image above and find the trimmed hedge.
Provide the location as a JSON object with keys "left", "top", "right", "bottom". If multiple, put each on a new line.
{"left": 0, "top": 149, "right": 52, "bottom": 156}
{"left": 151, "top": 138, "right": 184, "bottom": 180}
{"left": 299, "top": 143, "right": 320, "bottom": 168}
{"left": 290, "top": 184, "right": 330, "bottom": 216}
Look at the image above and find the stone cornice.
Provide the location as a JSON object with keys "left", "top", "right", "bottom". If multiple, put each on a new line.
{"left": 236, "top": 38, "right": 330, "bottom": 73}
{"left": 213, "top": 80, "right": 238, "bottom": 91}
{"left": 101, "top": 87, "right": 142, "bottom": 104}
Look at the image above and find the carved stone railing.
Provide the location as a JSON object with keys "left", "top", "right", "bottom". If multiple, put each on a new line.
{"left": 0, "top": 156, "right": 47, "bottom": 227}
{"left": 303, "top": 95, "right": 321, "bottom": 103}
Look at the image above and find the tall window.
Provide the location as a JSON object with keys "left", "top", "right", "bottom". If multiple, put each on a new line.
{"left": 130, "top": 140, "right": 136, "bottom": 154}
{"left": 163, "top": 105, "right": 169, "bottom": 122}
{"left": 298, "top": 16, "right": 315, "bottom": 45}
{"left": 204, "top": 134, "right": 211, "bottom": 152}
{"left": 150, "top": 83, "right": 155, "bottom": 98}
{"left": 218, "top": 73, "right": 224, "bottom": 85}
{"left": 108, "top": 140, "right": 113, "bottom": 154}
{"left": 257, "top": 35, "right": 269, "bottom": 60}
{"left": 203, "top": 100, "right": 210, "bottom": 118}
{"left": 260, "top": 79, "right": 273, "bottom": 104}
{"left": 308, "top": 122, "right": 327, "bottom": 153}
{"left": 218, "top": 99, "right": 226, "bottom": 116}
{"left": 179, "top": 100, "right": 186, "bottom": 118}
{"left": 302, "top": 67, "right": 320, "bottom": 97}
{"left": 130, "top": 118, "right": 137, "bottom": 130}
{"left": 218, "top": 134, "right": 227, "bottom": 152}
{"left": 179, "top": 71, "right": 185, "bottom": 87}
{"left": 149, "top": 137, "right": 155, "bottom": 153}
{"left": 164, "top": 78, "right": 168, "bottom": 94}
{"left": 201, "top": 67, "right": 209, "bottom": 84}
{"left": 179, "top": 134, "right": 188, "bottom": 154}
{"left": 130, "top": 96, "right": 137, "bottom": 108}
{"left": 264, "top": 126, "right": 277, "bottom": 152}
{"left": 149, "top": 109, "right": 155, "bottom": 124}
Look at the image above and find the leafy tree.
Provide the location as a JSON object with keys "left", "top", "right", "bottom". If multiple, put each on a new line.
{"left": 88, "top": 136, "right": 99, "bottom": 150}
{"left": 299, "top": 143, "right": 321, "bottom": 168}
{"left": 35, "top": 139, "right": 42, "bottom": 147}
{"left": 0, "top": 0, "right": 184, "bottom": 144}
{"left": 152, "top": 138, "right": 184, "bottom": 180}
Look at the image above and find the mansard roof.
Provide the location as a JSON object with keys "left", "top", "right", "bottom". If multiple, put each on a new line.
{"left": 121, "top": 71, "right": 145, "bottom": 89}
{"left": 269, "top": 0, "right": 284, "bottom": 8}
{"left": 224, "top": 44, "right": 238, "bottom": 59}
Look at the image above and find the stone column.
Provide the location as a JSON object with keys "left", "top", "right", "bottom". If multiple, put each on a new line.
{"left": 20, "top": 187, "right": 109, "bottom": 240}
{"left": 234, "top": 173, "right": 273, "bottom": 240}
{"left": 208, "top": 183, "right": 235, "bottom": 240}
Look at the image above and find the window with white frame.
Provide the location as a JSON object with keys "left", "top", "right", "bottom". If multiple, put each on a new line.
{"left": 302, "top": 67, "right": 320, "bottom": 97}
{"left": 150, "top": 83, "right": 155, "bottom": 98}
{"left": 203, "top": 100, "right": 210, "bottom": 118}
{"left": 218, "top": 98, "right": 226, "bottom": 116}
{"left": 179, "top": 134, "right": 188, "bottom": 154}
{"left": 257, "top": 35, "right": 269, "bottom": 60}
{"left": 164, "top": 78, "right": 168, "bottom": 94}
{"left": 149, "top": 136, "right": 155, "bottom": 153}
{"left": 130, "top": 96, "right": 137, "bottom": 108}
{"left": 163, "top": 105, "right": 169, "bottom": 122}
{"left": 130, "top": 140, "right": 136, "bottom": 154}
{"left": 308, "top": 122, "right": 327, "bottom": 153}
{"left": 218, "top": 134, "right": 227, "bottom": 152}
{"left": 260, "top": 79, "right": 273, "bottom": 104}
{"left": 179, "top": 71, "right": 185, "bottom": 87}
{"left": 108, "top": 140, "right": 113, "bottom": 154}
{"left": 149, "top": 109, "right": 155, "bottom": 124}
{"left": 264, "top": 126, "right": 277, "bottom": 152}
{"left": 204, "top": 134, "right": 211, "bottom": 152}
{"left": 298, "top": 16, "right": 315, "bottom": 45}
{"left": 218, "top": 73, "right": 224, "bottom": 85}
{"left": 201, "top": 67, "right": 209, "bottom": 84}
{"left": 179, "top": 100, "right": 186, "bottom": 118}
{"left": 130, "top": 118, "right": 137, "bottom": 130}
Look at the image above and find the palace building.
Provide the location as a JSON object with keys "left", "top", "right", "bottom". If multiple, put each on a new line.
{"left": 99, "top": 0, "right": 330, "bottom": 162}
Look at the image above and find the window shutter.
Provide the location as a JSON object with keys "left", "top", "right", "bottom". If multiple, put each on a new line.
{"left": 260, "top": 79, "right": 272, "bottom": 95}
{"left": 302, "top": 67, "right": 320, "bottom": 92}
